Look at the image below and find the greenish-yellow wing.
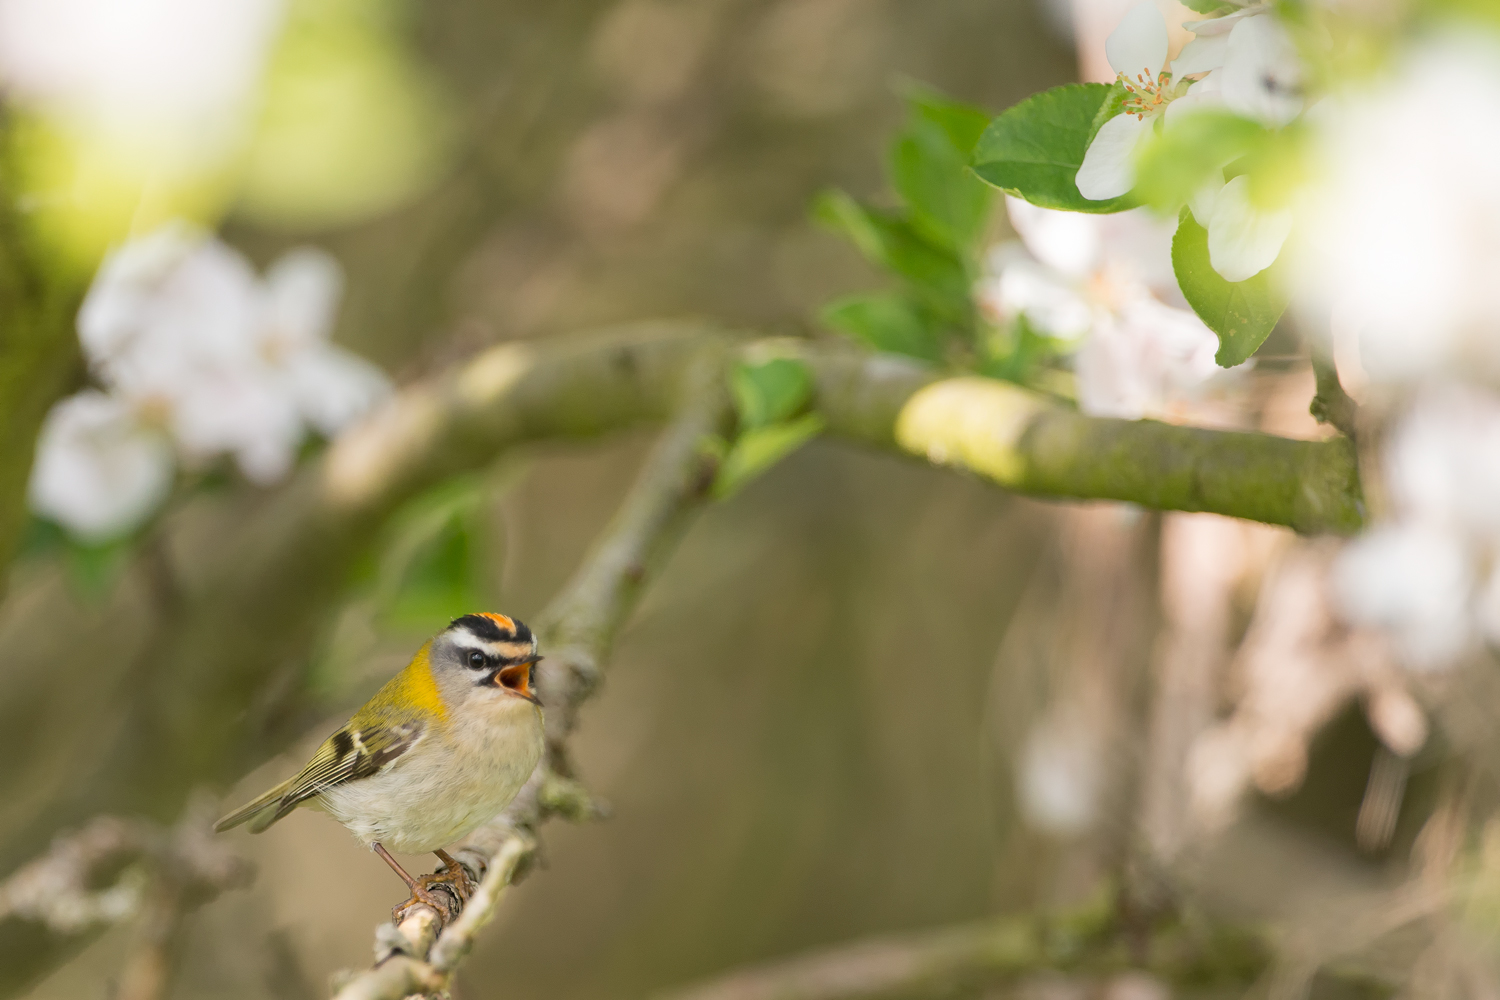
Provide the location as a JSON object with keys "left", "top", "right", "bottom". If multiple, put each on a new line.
{"left": 214, "top": 719, "right": 425, "bottom": 833}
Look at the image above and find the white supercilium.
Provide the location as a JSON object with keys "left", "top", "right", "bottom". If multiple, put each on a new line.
{"left": 29, "top": 223, "right": 391, "bottom": 539}
{"left": 977, "top": 196, "right": 1221, "bottom": 419}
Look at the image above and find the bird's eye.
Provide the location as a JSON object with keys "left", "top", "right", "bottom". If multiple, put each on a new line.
{"left": 467, "top": 650, "right": 486, "bottom": 669}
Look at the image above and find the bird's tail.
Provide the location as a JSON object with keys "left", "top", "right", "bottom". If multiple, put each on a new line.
{"left": 214, "top": 777, "right": 296, "bottom": 834}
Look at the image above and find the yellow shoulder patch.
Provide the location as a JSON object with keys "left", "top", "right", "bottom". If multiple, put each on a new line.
{"left": 386, "top": 642, "right": 449, "bottom": 724}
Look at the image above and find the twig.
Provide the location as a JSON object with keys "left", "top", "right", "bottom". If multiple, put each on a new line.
{"left": 330, "top": 347, "right": 732, "bottom": 1000}
{"left": 1309, "top": 351, "right": 1358, "bottom": 440}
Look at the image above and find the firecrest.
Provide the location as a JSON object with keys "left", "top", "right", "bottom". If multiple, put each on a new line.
{"left": 215, "top": 613, "right": 545, "bottom": 916}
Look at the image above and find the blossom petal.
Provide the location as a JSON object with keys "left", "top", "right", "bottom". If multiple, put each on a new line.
{"left": 264, "top": 247, "right": 344, "bottom": 350}
{"left": 284, "top": 345, "right": 393, "bottom": 436}
{"left": 1206, "top": 175, "right": 1291, "bottom": 282}
{"left": 77, "top": 222, "right": 203, "bottom": 365}
{"left": 170, "top": 371, "right": 303, "bottom": 486}
{"left": 1181, "top": 7, "right": 1264, "bottom": 36}
{"left": 1076, "top": 112, "right": 1150, "bottom": 201}
{"left": 1105, "top": 1, "right": 1169, "bottom": 78}
{"left": 1220, "top": 14, "right": 1303, "bottom": 126}
{"left": 91, "top": 230, "right": 264, "bottom": 397}
{"left": 1004, "top": 195, "right": 1102, "bottom": 277}
{"left": 1333, "top": 522, "right": 1473, "bottom": 671}
{"left": 1075, "top": 296, "right": 1219, "bottom": 418}
{"left": 1171, "top": 33, "right": 1230, "bottom": 77}
{"left": 1187, "top": 172, "right": 1224, "bottom": 227}
{"left": 995, "top": 259, "right": 1095, "bottom": 341}
{"left": 28, "top": 392, "right": 174, "bottom": 540}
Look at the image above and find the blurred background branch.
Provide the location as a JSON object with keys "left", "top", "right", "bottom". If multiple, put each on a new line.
{"left": 653, "top": 899, "right": 1275, "bottom": 1000}
{"left": 0, "top": 798, "right": 251, "bottom": 999}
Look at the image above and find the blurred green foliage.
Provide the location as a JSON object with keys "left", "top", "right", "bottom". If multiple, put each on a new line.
{"left": 372, "top": 474, "right": 499, "bottom": 629}
{"left": 715, "top": 357, "right": 822, "bottom": 500}
{"left": 816, "top": 87, "right": 1083, "bottom": 393}
{"left": 239, "top": 0, "right": 455, "bottom": 230}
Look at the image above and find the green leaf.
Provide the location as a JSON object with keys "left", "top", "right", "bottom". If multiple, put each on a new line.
{"left": 733, "top": 357, "right": 814, "bottom": 430}
{"left": 1088, "top": 80, "right": 1128, "bottom": 145}
{"left": 899, "top": 82, "right": 992, "bottom": 152}
{"left": 1178, "top": 0, "right": 1237, "bottom": 13}
{"left": 1132, "top": 109, "right": 1267, "bottom": 212}
{"left": 890, "top": 89, "right": 994, "bottom": 251}
{"left": 1171, "top": 209, "right": 1287, "bottom": 367}
{"left": 972, "top": 83, "right": 1135, "bottom": 214}
{"left": 66, "top": 536, "right": 135, "bottom": 601}
{"left": 378, "top": 476, "right": 493, "bottom": 628}
{"left": 820, "top": 292, "right": 944, "bottom": 362}
{"left": 713, "top": 414, "right": 825, "bottom": 499}
{"left": 813, "top": 189, "right": 972, "bottom": 318}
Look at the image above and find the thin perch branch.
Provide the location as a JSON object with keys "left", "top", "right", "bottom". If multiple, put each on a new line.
{"left": 330, "top": 347, "right": 733, "bottom": 1000}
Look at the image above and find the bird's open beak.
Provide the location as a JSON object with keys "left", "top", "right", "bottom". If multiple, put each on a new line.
{"left": 495, "top": 657, "right": 542, "bottom": 705}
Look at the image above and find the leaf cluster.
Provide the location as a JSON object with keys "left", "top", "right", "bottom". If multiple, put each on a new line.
{"left": 713, "top": 357, "right": 823, "bottom": 500}
{"left": 814, "top": 88, "right": 989, "bottom": 367}
{"left": 814, "top": 86, "right": 1081, "bottom": 388}
{"left": 973, "top": 83, "right": 1296, "bottom": 367}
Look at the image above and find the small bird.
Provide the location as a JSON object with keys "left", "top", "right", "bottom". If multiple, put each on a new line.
{"left": 216, "top": 613, "right": 545, "bottom": 917}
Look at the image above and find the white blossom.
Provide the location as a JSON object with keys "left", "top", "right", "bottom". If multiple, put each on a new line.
{"left": 1075, "top": 2, "right": 1305, "bottom": 282}
{"left": 28, "top": 392, "right": 174, "bottom": 541}
{"left": 1076, "top": 2, "right": 1184, "bottom": 201}
{"left": 1175, "top": 11, "right": 1303, "bottom": 127}
{"left": 0, "top": 0, "right": 283, "bottom": 158}
{"left": 1202, "top": 174, "right": 1294, "bottom": 283}
{"left": 1165, "top": 11, "right": 1305, "bottom": 282}
{"left": 30, "top": 223, "right": 391, "bottom": 537}
{"left": 1291, "top": 36, "right": 1500, "bottom": 386}
{"left": 262, "top": 249, "right": 392, "bottom": 436}
{"left": 1018, "top": 715, "right": 1101, "bottom": 835}
{"left": 1333, "top": 522, "right": 1474, "bottom": 671}
{"left": 977, "top": 197, "right": 1221, "bottom": 419}
{"left": 1331, "top": 385, "right": 1500, "bottom": 672}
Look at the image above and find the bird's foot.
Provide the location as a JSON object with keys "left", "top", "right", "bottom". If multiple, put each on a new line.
{"left": 432, "top": 852, "right": 478, "bottom": 902}
{"left": 392, "top": 879, "right": 462, "bottom": 925}
{"left": 390, "top": 858, "right": 476, "bottom": 925}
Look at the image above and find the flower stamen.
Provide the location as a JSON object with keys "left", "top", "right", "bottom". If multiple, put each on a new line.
{"left": 1119, "top": 69, "right": 1176, "bottom": 120}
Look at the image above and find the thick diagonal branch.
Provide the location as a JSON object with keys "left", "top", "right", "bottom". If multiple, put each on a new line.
{"left": 330, "top": 349, "right": 733, "bottom": 1000}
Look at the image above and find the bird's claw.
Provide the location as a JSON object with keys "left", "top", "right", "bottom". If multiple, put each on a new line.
{"left": 390, "top": 865, "right": 474, "bottom": 925}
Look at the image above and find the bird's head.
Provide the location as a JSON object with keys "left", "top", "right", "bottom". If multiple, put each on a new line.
{"left": 433, "top": 612, "right": 542, "bottom": 710}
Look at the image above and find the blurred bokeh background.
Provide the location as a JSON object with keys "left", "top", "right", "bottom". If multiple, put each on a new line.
{"left": 2, "top": 0, "right": 1473, "bottom": 997}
